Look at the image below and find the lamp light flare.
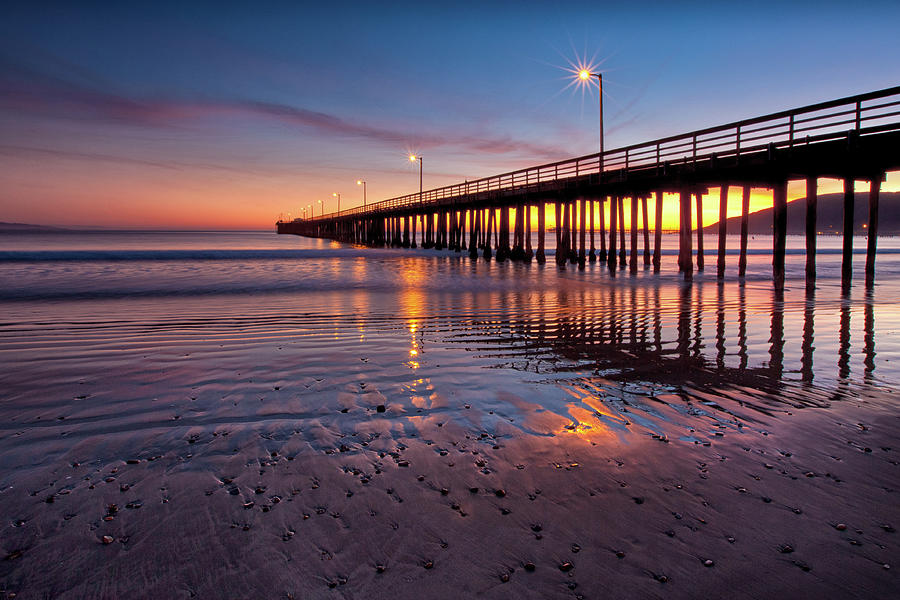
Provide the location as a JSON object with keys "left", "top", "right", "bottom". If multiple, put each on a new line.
{"left": 579, "top": 69, "right": 590, "bottom": 80}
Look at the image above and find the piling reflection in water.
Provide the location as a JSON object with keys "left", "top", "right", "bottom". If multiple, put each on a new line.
{"left": 421, "top": 275, "right": 885, "bottom": 436}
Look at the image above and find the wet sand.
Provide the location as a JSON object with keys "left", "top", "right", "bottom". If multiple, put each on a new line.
{"left": 1, "top": 237, "right": 898, "bottom": 599}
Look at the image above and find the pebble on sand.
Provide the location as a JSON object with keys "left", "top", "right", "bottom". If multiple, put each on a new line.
{"left": 100, "top": 535, "right": 114, "bottom": 545}
{"left": 559, "top": 562, "right": 574, "bottom": 572}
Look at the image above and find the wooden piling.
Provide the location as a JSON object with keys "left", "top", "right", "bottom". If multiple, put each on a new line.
{"left": 866, "top": 174, "right": 882, "bottom": 287}
{"left": 630, "top": 195, "right": 638, "bottom": 272}
{"left": 499, "top": 206, "right": 511, "bottom": 261}
{"left": 589, "top": 200, "right": 596, "bottom": 262}
{"left": 554, "top": 202, "right": 562, "bottom": 250}
{"left": 608, "top": 196, "right": 618, "bottom": 271}
{"left": 579, "top": 198, "right": 587, "bottom": 267}
{"left": 773, "top": 181, "right": 788, "bottom": 290}
{"left": 483, "top": 208, "right": 493, "bottom": 261}
{"left": 695, "top": 190, "right": 705, "bottom": 271}
{"left": 469, "top": 209, "right": 479, "bottom": 259}
{"left": 525, "top": 204, "right": 533, "bottom": 261}
{"left": 569, "top": 201, "right": 578, "bottom": 264}
{"left": 739, "top": 186, "right": 750, "bottom": 277}
{"left": 642, "top": 195, "right": 650, "bottom": 266}
{"left": 599, "top": 197, "right": 607, "bottom": 261}
{"left": 717, "top": 185, "right": 728, "bottom": 277}
{"left": 653, "top": 192, "right": 663, "bottom": 271}
{"left": 537, "top": 202, "right": 546, "bottom": 264}
{"left": 402, "top": 215, "right": 410, "bottom": 247}
{"left": 618, "top": 196, "right": 627, "bottom": 268}
{"left": 841, "top": 177, "right": 854, "bottom": 288}
{"left": 680, "top": 190, "right": 693, "bottom": 276}
{"left": 805, "top": 176, "right": 817, "bottom": 283}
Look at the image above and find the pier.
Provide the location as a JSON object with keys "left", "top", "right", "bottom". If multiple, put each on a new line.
{"left": 278, "top": 87, "right": 900, "bottom": 289}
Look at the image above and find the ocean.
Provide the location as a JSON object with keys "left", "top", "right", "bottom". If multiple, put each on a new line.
{"left": 0, "top": 230, "right": 898, "bottom": 599}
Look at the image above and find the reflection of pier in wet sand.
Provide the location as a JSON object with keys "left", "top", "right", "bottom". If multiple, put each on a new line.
{"left": 440, "top": 280, "right": 878, "bottom": 419}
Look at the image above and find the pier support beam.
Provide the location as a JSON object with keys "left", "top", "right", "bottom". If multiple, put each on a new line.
{"left": 618, "top": 196, "right": 627, "bottom": 268}
{"left": 608, "top": 196, "right": 618, "bottom": 272}
{"left": 525, "top": 204, "right": 533, "bottom": 261}
{"left": 653, "top": 192, "right": 663, "bottom": 271}
{"left": 599, "top": 197, "right": 607, "bottom": 261}
{"left": 842, "top": 177, "right": 854, "bottom": 289}
{"left": 483, "top": 208, "right": 493, "bottom": 261}
{"left": 739, "top": 186, "right": 750, "bottom": 278}
{"left": 773, "top": 181, "right": 788, "bottom": 290}
{"left": 589, "top": 200, "right": 596, "bottom": 262}
{"left": 695, "top": 190, "right": 705, "bottom": 271}
{"left": 630, "top": 195, "right": 639, "bottom": 272}
{"left": 469, "top": 209, "right": 479, "bottom": 259}
{"left": 642, "top": 195, "right": 651, "bottom": 266}
{"left": 537, "top": 202, "right": 546, "bottom": 264}
{"left": 497, "top": 206, "right": 510, "bottom": 261}
{"left": 866, "top": 173, "right": 882, "bottom": 287}
{"left": 684, "top": 190, "right": 693, "bottom": 277}
{"left": 579, "top": 198, "right": 587, "bottom": 268}
{"left": 569, "top": 201, "right": 578, "bottom": 264}
{"left": 717, "top": 185, "right": 728, "bottom": 278}
{"left": 805, "top": 176, "right": 817, "bottom": 283}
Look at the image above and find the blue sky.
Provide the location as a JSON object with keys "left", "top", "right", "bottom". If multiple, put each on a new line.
{"left": 2, "top": 1, "right": 898, "bottom": 227}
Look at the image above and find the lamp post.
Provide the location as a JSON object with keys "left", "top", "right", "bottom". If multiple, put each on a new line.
{"left": 409, "top": 154, "right": 423, "bottom": 203}
{"left": 332, "top": 192, "right": 341, "bottom": 214}
{"left": 578, "top": 69, "right": 604, "bottom": 173}
{"left": 318, "top": 199, "right": 323, "bottom": 217}
{"left": 357, "top": 180, "right": 366, "bottom": 209}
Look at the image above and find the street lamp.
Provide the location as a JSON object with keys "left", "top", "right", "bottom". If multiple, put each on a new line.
{"left": 357, "top": 180, "right": 366, "bottom": 209}
{"left": 332, "top": 192, "right": 341, "bottom": 214}
{"left": 409, "top": 154, "right": 422, "bottom": 203}
{"left": 578, "top": 69, "right": 604, "bottom": 173}
{"left": 318, "top": 199, "right": 323, "bottom": 217}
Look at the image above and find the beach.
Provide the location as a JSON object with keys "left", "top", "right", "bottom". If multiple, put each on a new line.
{"left": 0, "top": 231, "right": 898, "bottom": 599}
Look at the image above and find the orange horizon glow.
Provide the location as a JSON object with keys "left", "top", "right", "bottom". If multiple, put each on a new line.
{"left": 6, "top": 164, "right": 898, "bottom": 231}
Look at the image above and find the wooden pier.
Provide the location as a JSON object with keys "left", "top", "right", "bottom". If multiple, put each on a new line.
{"left": 278, "top": 87, "right": 900, "bottom": 289}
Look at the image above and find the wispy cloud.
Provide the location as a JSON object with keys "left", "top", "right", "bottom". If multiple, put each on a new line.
{"left": 0, "top": 52, "right": 570, "bottom": 162}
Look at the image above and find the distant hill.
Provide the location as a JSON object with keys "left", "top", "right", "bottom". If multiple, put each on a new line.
{"left": 703, "top": 192, "right": 900, "bottom": 236}
{"left": 0, "top": 222, "right": 69, "bottom": 233}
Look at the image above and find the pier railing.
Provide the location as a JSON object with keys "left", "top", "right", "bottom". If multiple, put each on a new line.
{"left": 308, "top": 86, "right": 900, "bottom": 221}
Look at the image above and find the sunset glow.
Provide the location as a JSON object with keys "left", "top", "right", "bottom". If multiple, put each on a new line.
{"left": 1, "top": 3, "right": 898, "bottom": 229}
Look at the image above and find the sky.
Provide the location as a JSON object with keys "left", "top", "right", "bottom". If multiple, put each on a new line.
{"left": 1, "top": 1, "right": 899, "bottom": 230}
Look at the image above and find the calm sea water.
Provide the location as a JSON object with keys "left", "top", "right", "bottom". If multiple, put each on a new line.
{"left": 1, "top": 229, "right": 898, "bottom": 598}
